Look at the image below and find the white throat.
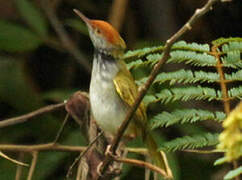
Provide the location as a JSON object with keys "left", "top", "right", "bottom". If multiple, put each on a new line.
{"left": 89, "top": 52, "right": 128, "bottom": 135}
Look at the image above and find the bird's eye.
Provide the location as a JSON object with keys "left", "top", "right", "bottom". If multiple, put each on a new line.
{"left": 96, "top": 29, "right": 101, "bottom": 34}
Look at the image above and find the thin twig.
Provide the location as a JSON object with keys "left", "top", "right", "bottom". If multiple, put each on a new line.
{"left": 53, "top": 113, "right": 70, "bottom": 143}
{"left": 213, "top": 46, "right": 231, "bottom": 114}
{"left": 0, "top": 143, "right": 85, "bottom": 152}
{"left": 0, "top": 102, "right": 66, "bottom": 128}
{"left": 0, "top": 151, "right": 28, "bottom": 167}
{"left": 145, "top": 156, "right": 151, "bottom": 180}
{"left": 76, "top": 159, "right": 83, "bottom": 180}
{"left": 108, "top": 0, "right": 129, "bottom": 31}
{"left": 15, "top": 153, "right": 25, "bottom": 180}
{"left": 97, "top": 0, "right": 222, "bottom": 178}
{"left": 182, "top": 149, "right": 225, "bottom": 154}
{"left": 27, "top": 152, "right": 38, "bottom": 180}
{"left": 113, "top": 156, "right": 168, "bottom": 178}
{"left": 66, "top": 131, "right": 103, "bottom": 178}
{"left": 41, "top": 0, "right": 91, "bottom": 73}
{"left": 0, "top": 143, "right": 224, "bottom": 155}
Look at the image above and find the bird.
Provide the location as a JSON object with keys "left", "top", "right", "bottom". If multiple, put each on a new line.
{"left": 74, "top": 9, "right": 172, "bottom": 178}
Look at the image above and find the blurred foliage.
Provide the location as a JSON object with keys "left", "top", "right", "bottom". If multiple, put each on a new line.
{"left": 0, "top": 0, "right": 241, "bottom": 180}
{"left": 217, "top": 101, "right": 242, "bottom": 162}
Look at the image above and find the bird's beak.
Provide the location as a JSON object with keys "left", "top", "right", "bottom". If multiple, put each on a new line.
{"left": 73, "top": 9, "right": 91, "bottom": 27}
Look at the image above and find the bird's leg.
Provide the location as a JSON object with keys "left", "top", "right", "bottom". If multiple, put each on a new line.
{"left": 96, "top": 162, "right": 104, "bottom": 177}
{"left": 105, "top": 140, "right": 125, "bottom": 158}
{"left": 96, "top": 138, "right": 123, "bottom": 177}
{"left": 96, "top": 160, "right": 122, "bottom": 178}
{"left": 104, "top": 144, "right": 113, "bottom": 156}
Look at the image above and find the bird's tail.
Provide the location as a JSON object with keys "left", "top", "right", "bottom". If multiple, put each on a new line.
{"left": 144, "top": 132, "right": 173, "bottom": 179}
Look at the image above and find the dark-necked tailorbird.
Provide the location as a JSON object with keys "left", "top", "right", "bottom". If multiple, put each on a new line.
{"left": 74, "top": 9, "right": 172, "bottom": 179}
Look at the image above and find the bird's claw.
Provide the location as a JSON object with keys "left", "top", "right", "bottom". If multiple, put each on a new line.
{"left": 105, "top": 145, "right": 113, "bottom": 157}
{"left": 96, "top": 162, "right": 103, "bottom": 177}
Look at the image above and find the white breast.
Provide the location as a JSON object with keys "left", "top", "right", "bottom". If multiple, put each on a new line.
{"left": 89, "top": 54, "right": 128, "bottom": 135}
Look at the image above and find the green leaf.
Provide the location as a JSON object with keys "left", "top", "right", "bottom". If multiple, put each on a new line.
{"left": 137, "top": 69, "right": 242, "bottom": 87}
{"left": 222, "top": 51, "right": 242, "bottom": 69}
{"left": 225, "top": 69, "right": 242, "bottom": 81}
{"left": 167, "top": 50, "right": 217, "bottom": 67}
{"left": 146, "top": 86, "right": 222, "bottom": 104}
{"left": 224, "top": 166, "right": 242, "bottom": 180}
{"left": 150, "top": 109, "right": 225, "bottom": 129}
{"left": 214, "top": 157, "right": 228, "bottom": 166}
{"left": 0, "top": 20, "right": 42, "bottom": 52}
{"left": 126, "top": 59, "right": 146, "bottom": 69}
{"left": 15, "top": 0, "right": 48, "bottom": 36}
{"left": 124, "top": 46, "right": 164, "bottom": 60}
{"left": 124, "top": 41, "right": 210, "bottom": 60}
{"left": 228, "top": 86, "right": 242, "bottom": 99}
{"left": 212, "top": 37, "right": 242, "bottom": 46}
{"left": 222, "top": 41, "right": 242, "bottom": 52}
{"left": 173, "top": 41, "right": 210, "bottom": 52}
{"left": 153, "top": 69, "right": 220, "bottom": 85}
{"left": 159, "top": 133, "right": 219, "bottom": 152}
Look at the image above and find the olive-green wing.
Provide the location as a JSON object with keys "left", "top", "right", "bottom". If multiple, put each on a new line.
{"left": 113, "top": 60, "right": 147, "bottom": 125}
{"left": 114, "top": 62, "right": 172, "bottom": 178}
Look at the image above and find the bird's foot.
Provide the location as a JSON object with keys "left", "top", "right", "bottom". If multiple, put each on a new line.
{"left": 104, "top": 145, "right": 113, "bottom": 157}
{"left": 96, "top": 161, "right": 121, "bottom": 178}
{"left": 105, "top": 144, "right": 122, "bottom": 158}
{"left": 96, "top": 162, "right": 103, "bottom": 177}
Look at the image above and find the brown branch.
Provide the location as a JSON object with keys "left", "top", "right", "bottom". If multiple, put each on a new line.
{"left": 0, "top": 143, "right": 223, "bottom": 154}
{"left": 66, "top": 132, "right": 104, "bottom": 178}
{"left": 108, "top": 0, "right": 129, "bottom": 31}
{"left": 40, "top": 0, "right": 91, "bottom": 73}
{"left": 0, "top": 102, "right": 66, "bottom": 128}
{"left": 27, "top": 152, "right": 38, "bottom": 180}
{"left": 0, "top": 151, "right": 28, "bottom": 166}
{"left": 53, "top": 113, "right": 70, "bottom": 143}
{"left": 212, "top": 46, "right": 231, "bottom": 114}
{"left": 113, "top": 156, "right": 168, "bottom": 178}
{"left": 145, "top": 156, "right": 151, "bottom": 180}
{"left": 15, "top": 153, "right": 25, "bottom": 180}
{"left": 97, "top": 0, "right": 222, "bottom": 179}
{"left": 76, "top": 160, "right": 83, "bottom": 180}
{"left": 0, "top": 143, "right": 85, "bottom": 152}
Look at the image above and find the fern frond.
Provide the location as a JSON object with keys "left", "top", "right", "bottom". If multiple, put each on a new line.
{"left": 159, "top": 133, "right": 219, "bottom": 152}
{"left": 135, "top": 68, "right": 242, "bottom": 86}
{"left": 212, "top": 37, "right": 242, "bottom": 46}
{"left": 221, "top": 51, "right": 242, "bottom": 69}
{"left": 146, "top": 53, "right": 162, "bottom": 63}
{"left": 126, "top": 59, "right": 144, "bottom": 69}
{"left": 228, "top": 86, "right": 242, "bottom": 99}
{"left": 154, "top": 69, "right": 220, "bottom": 85}
{"left": 124, "top": 46, "right": 164, "bottom": 60}
{"left": 126, "top": 54, "right": 161, "bottom": 69}
{"left": 124, "top": 41, "right": 211, "bottom": 60}
{"left": 150, "top": 109, "right": 225, "bottom": 129}
{"left": 145, "top": 86, "right": 221, "bottom": 104}
{"left": 167, "top": 50, "right": 217, "bottom": 67}
{"left": 222, "top": 41, "right": 242, "bottom": 52}
{"left": 173, "top": 41, "right": 210, "bottom": 52}
{"left": 225, "top": 69, "right": 242, "bottom": 81}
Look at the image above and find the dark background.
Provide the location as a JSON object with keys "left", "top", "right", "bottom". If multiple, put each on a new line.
{"left": 0, "top": 0, "right": 241, "bottom": 179}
